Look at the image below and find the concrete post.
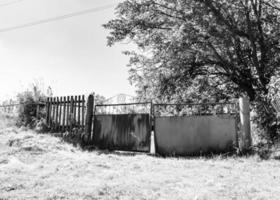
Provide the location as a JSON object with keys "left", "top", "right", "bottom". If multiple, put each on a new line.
{"left": 150, "top": 102, "right": 156, "bottom": 155}
{"left": 239, "top": 96, "right": 252, "bottom": 152}
{"left": 150, "top": 131, "right": 155, "bottom": 154}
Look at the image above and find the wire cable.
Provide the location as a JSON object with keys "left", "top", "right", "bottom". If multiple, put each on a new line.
{"left": 0, "top": 3, "right": 117, "bottom": 33}
{"left": 0, "top": 0, "right": 23, "bottom": 8}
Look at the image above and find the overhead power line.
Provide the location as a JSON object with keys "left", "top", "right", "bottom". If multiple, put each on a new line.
{"left": 0, "top": 3, "right": 117, "bottom": 33}
{"left": 0, "top": 0, "right": 24, "bottom": 8}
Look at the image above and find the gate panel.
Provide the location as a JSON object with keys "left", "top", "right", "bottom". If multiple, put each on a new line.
{"left": 93, "top": 114, "right": 150, "bottom": 152}
{"left": 155, "top": 115, "right": 237, "bottom": 156}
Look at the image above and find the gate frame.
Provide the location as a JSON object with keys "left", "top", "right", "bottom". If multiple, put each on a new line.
{"left": 92, "top": 102, "right": 153, "bottom": 153}
{"left": 152, "top": 101, "right": 240, "bottom": 155}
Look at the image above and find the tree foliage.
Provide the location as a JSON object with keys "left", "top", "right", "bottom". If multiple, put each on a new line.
{"left": 104, "top": 0, "right": 280, "bottom": 138}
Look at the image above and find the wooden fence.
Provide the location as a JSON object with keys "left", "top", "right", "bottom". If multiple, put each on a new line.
{"left": 0, "top": 103, "right": 19, "bottom": 114}
{"left": 46, "top": 95, "right": 87, "bottom": 132}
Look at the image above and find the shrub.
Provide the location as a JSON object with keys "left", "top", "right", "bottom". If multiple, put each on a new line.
{"left": 16, "top": 83, "right": 49, "bottom": 129}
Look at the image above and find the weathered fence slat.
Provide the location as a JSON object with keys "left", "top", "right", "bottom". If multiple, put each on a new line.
{"left": 77, "top": 95, "right": 80, "bottom": 127}
{"left": 53, "top": 98, "right": 56, "bottom": 130}
{"left": 58, "top": 97, "right": 62, "bottom": 131}
{"left": 70, "top": 96, "right": 74, "bottom": 130}
{"left": 47, "top": 98, "right": 50, "bottom": 126}
{"left": 62, "top": 96, "right": 66, "bottom": 132}
{"left": 51, "top": 98, "right": 54, "bottom": 127}
{"left": 74, "top": 96, "right": 77, "bottom": 127}
{"left": 82, "top": 95, "right": 85, "bottom": 129}
{"left": 66, "top": 96, "right": 70, "bottom": 131}
{"left": 55, "top": 97, "right": 59, "bottom": 131}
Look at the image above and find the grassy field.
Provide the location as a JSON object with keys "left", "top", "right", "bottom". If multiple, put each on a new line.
{"left": 0, "top": 115, "right": 280, "bottom": 200}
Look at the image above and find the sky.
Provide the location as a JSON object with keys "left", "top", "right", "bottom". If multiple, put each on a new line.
{"left": 0, "top": 0, "right": 136, "bottom": 101}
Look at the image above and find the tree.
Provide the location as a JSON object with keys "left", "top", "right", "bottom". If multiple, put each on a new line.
{"left": 104, "top": 0, "right": 280, "bottom": 139}
{"left": 94, "top": 94, "right": 106, "bottom": 105}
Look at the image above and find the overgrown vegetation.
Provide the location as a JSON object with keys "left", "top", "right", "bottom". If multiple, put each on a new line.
{"left": 1, "top": 126, "right": 280, "bottom": 199}
{"left": 16, "top": 82, "right": 49, "bottom": 131}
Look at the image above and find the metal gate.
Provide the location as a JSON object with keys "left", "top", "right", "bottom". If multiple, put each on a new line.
{"left": 93, "top": 102, "right": 152, "bottom": 152}
{"left": 153, "top": 103, "right": 239, "bottom": 156}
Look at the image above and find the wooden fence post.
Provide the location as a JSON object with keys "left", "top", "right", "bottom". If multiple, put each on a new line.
{"left": 52, "top": 98, "right": 56, "bottom": 131}
{"left": 46, "top": 98, "right": 50, "bottom": 126}
{"left": 239, "top": 96, "right": 252, "bottom": 152}
{"left": 49, "top": 98, "right": 53, "bottom": 127}
{"left": 85, "top": 93, "right": 94, "bottom": 141}
{"left": 66, "top": 96, "right": 70, "bottom": 131}
{"left": 36, "top": 104, "right": 40, "bottom": 119}
{"left": 78, "top": 95, "right": 81, "bottom": 128}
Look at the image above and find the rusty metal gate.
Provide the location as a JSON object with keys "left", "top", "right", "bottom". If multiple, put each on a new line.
{"left": 93, "top": 102, "right": 152, "bottom": 152}
{"left": 153, "top": 102, "right": 239, "bottom": 156}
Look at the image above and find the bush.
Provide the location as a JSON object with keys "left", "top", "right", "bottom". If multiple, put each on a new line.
{"left": 16, "top": 84, "right": 48, "bottom": 129}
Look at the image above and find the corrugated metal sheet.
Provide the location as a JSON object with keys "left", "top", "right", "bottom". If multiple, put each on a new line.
{"left": 93, "top": 114, "right": 151, "bottom": 152}
{"left": 155, "top": 115, "right": 237, "bottom": 156}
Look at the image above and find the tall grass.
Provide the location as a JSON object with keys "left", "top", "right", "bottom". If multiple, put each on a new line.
{"left": 0, "top": 111, "right": 17, "bottom": 129}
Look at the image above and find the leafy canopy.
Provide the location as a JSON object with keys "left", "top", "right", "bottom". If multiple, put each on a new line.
{"left": 104, "top": 0, "right": 280, "bottom": 103}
